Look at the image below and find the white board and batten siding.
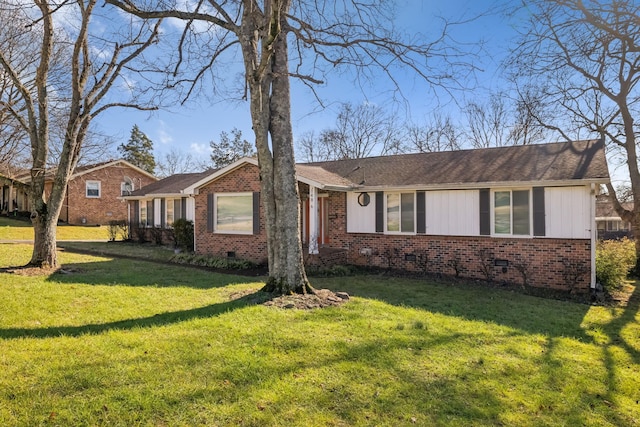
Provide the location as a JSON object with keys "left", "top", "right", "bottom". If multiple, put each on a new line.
{"left": 424, "top": 190, "right": 480, "bottom": 236}
{"left": 346, "top": 186, "right": 592, "bottom": 239}
{"left": 544, "top": 186, "right": 591, "bottom": 239}
{"left": 346, "top": 192, "right": 376, "bottom": 233}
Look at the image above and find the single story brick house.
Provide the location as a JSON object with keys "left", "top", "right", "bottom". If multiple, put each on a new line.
{"left": 123, "top": 170, "right": 211, "bottom": 228}
{"left": 1, "top": 159, "right": 157, "bottom": 224}
{"left": 129, "top": 139, "right": 610, "bottom": 291}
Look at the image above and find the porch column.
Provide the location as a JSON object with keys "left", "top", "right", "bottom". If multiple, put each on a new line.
{"left": 308, "top": 185, "right": 319, "bottom": 255}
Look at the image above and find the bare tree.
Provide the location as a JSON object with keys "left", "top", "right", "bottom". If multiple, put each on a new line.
{"left": 323, "top": 102, "right": 402, "bottom": 159}
{"left": 508, "top": 86, "right": 548, "bottom": 146}
{"left": 156, "top": 148, "right": 198, "bottom": 177}
{"left": 297, "top": 130, "right": 331, "bottom": 163}
{"left": 0, "top": 6, "right": 37, "bottom": 169}
{"left": 0, "top": 0, "right": 162, "bottom": 267}
{"left": 463, "top": 92, "right": 512, "bottom": 148}
{"left": 404, "top": 113, "right": 461, "bottom": 153}
{"left": 105, "top": 0, "right": 478, "bottom": 294}
{"left": 507, "top": 0, "right": 640, "bottom": 271}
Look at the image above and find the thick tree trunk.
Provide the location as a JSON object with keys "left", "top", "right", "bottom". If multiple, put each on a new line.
{"left": 30, "top": 212, "right": 58, "bottom": 268}
{"left": 240, "top": 0, "right": 312, "bottom": 294}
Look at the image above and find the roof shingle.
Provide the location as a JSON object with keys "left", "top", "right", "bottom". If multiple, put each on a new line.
{"left": 302, "top": 139, "right": 609, "bottom": 188}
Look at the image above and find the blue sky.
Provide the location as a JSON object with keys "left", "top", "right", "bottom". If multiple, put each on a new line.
{"left": 96, "top": 1, "right": 515, "bottom": 161}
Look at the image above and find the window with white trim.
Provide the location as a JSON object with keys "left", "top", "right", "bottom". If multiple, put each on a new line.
{"left": 166, "top": 198, "right": 175, "bottom": 226}
{"left": 386, "top": 192, "right": 414, "bottom": 233}
{"left": 86, "top": 181, "right": 101, "bottom": 198}
{"left": 215, "top": 193, "right": 253, "bottom": 234}
{"left": 140, "top": 203, "right": 147, "bottom": 226}
{"left": 121, "top": 177, "right": 134, "bottom": 196}
{"left": 493, "top": 190, "right": 530, "bottom": 235}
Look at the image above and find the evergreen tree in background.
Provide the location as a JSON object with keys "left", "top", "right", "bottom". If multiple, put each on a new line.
{"left": 209, "top": 128, "right": 255, "bottom": 168}
{"left": 118, "top": 125, "right": 156, "bottom": 174}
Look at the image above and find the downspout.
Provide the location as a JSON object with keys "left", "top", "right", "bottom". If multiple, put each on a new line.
{"left": 191, "top": 195, "right": 196, "bottom": 253}
{"left": 590, "top": 183, "right": 597, "bottom": 289}
{"left": 66, "top": 184, "right": 69, "bottom": 223}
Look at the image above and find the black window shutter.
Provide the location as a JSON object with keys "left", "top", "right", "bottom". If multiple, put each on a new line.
{"left": 375, "top": 191, "right": 384, "bottom": 233}
{"left": 207, "top": 193, "right": 214, "bottom": 232}
{"left": 181, "top": 198, "right": 187, "bottom": 219}
{"left": 160, "top": 198, "right": 166, "bottom": 228}
{"left": 253, "top": 192, "right": 260, "bottom": 234}
{"left": 479, "top": 189, "right": 490, "bottom": 236}
{"left": 174, "top": 199, "right": 181, "bottom": 221}
{"left": 533, "top": 187, "right": 546, "bottom": 236}
{"left": 416, "top": 191, "right": 426, "bottom": 234}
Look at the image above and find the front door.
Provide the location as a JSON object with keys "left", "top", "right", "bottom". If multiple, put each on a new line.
{"left": 303, "top": 196, "right": 330, "bottom": 246}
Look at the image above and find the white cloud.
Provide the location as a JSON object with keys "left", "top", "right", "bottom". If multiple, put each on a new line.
{"left": 190, "top": 142, "right": 210, "bottom": 154}
{"left": 156, "top": 121, "right": 174, "bottom": 145}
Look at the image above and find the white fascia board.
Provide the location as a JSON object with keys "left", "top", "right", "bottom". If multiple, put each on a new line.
{"left": 185, "top": 157, "right": 259, "bottom": 193}
{"left": 295, "top": 175, "right": 352, "bottom": 192}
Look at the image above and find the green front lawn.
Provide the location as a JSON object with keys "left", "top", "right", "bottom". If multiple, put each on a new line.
{"left": 0, "top": 244, "right": 638, "bottom": 426}
{"left": 0, "top": 216, "right": 109, "bottom": 241}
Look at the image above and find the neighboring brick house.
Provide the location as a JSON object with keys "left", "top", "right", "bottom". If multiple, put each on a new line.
{"left": 137, "top": 140, "right": 610, "bottom": 292}
{"left": 1, "top": 166, "right": 31, "bottom": 216}
{"left": 57, "top": 160, "right": 157, "bottom": 225}
{"left": 596, "top": 195, "right": 634, "bottom": 240}
{"left": 2, "top": 160, "right": 157, "bottom": 224}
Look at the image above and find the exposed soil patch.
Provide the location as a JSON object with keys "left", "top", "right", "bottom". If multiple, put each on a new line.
{"left": 263, "top": 288, "right": 350, "bottom": 310}
{"left": 227, "top": 288, "right": 350, "bottom": 310}
{"left": 0, "top": 265, "right": 58, "bottom": 276}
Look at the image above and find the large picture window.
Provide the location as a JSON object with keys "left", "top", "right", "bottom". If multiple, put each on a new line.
{"left": 215, "top": 193, "right": 253, "bottom": 233}
{"left": 386, "top": 192, "right": 414, "bottom": 233}
{"left": 494, "top": 190, "right": 530, "bottom": 235}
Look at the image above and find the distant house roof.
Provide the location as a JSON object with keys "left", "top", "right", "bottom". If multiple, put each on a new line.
{"left": 127, "top": 170, "right": 213, "bottom": 198}
{"left": 8, "top": 159, "right": 157, "bottom": 184}
{"left": 596, "top": 195, "right": 633, "bottom": 219}
{"left": 303, "top": 139, "right": 609, "bottom": 190}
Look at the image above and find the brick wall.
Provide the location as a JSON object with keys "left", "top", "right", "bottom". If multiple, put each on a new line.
{"left": 322, "top": 189, "right": 591, "bottom": 291}
{"left": 64, "top": 164, "right": 156, "bottom": 225}
{"left": 196, "top": 165, "right": 593, "bottom": 291}
{"left": 195, "top": 163, "right": 269, "bottom": 264}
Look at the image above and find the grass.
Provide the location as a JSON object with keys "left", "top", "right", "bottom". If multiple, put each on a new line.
{"left": 0, "top": 216, "right": 109, "bottom": 241}
{"left": 59, "top": 241, "right": 176, "bottom": 262}
{"left": 0, "top": 243, "right": 639, "bottom": 426}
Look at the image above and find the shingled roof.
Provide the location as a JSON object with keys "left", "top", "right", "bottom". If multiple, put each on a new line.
{"left": 302, "top": 139, "right": 609, "bottom": 189}
{"left": 128, "top": 171, "right": 213, "bottom": 197}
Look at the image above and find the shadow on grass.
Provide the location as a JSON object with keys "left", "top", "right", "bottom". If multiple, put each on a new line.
{"left": 0, "top": 292, "right": 269, "bottom": 340}
{"left": 45, "top": 259, "right": 260, "bottom": 289}
{"left": 321, "top": 276, "right": 593, "bottom": 341}
{"left": 0, "top": 216, "right": 32, "bottom": 227}
{"left": 600, "top": 282, "right": 640, "bottom": 364}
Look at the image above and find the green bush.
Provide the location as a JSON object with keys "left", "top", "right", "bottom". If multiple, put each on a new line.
{"left": 169, "top": 252, "right": 257, "bottom": 270}
{"left": 172, "top": 218, "right": 194, "bottom": 251}
{"left": 306, "top": 264, "right": 356, "bottom": 277}
{"left": 596, "top": 238, "right": 636, "bottom": 290}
